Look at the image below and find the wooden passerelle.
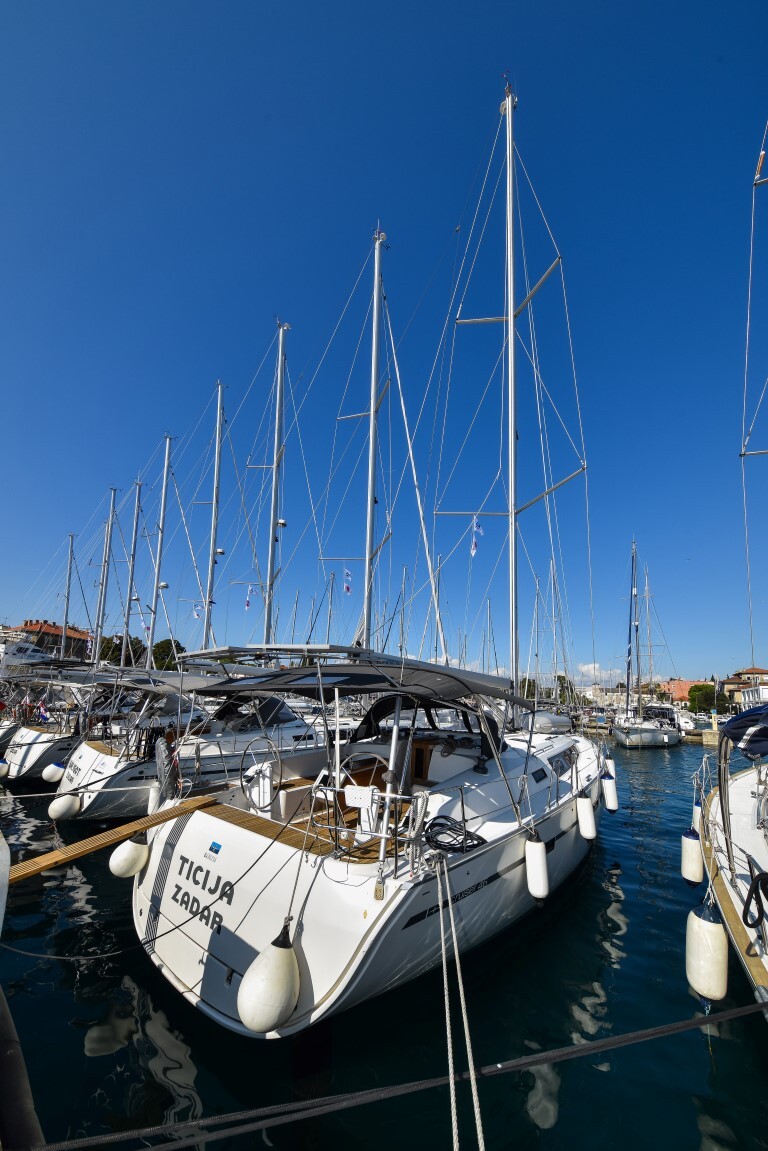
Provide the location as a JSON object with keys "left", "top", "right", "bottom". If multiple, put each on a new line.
{"left": 8, "top": 794, "right": 218, "bottom": 885}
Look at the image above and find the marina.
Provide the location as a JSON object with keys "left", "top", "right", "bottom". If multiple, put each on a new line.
{"left": 1, "top": 739, "right": 767, "bottom": 1147}
{"left": 2, "top": 3, "right": 768, "bottom": 1147}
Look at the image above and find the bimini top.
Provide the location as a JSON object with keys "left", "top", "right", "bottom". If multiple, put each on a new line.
{"left": 720, "top": 705, "right": 768, "bottom": 760}
{"left": 181, "top": 644, "right": 532, "bottom": 709}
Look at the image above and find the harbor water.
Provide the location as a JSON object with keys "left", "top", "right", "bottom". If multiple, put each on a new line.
{"left": 2, "top": 738, "right": 768, "bottom": 1150}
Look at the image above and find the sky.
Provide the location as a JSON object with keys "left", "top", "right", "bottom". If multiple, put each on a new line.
{"left": 2, "top": 0, "right": 768, "bottom": 687}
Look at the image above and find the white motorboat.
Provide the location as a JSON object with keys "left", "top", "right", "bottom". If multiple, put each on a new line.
{"left": 116, "top": 645, "right": 611, "bottom": 1038}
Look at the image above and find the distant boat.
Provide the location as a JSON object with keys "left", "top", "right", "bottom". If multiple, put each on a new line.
{"left": 612, "top": 543, "right": 682, "bottom": 749}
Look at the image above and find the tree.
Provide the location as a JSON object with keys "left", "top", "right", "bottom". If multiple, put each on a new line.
{"left": 152, "top": 638, "right": 186, "bottom": 670}
{"left": 554, "top": 674, "right": 575, "bottom": 705}
{"left": 98, "top": 634, "right": 146, "bottom": 665}
{"left": 686, "top": 676, "right": 723, "bottom": 713}
{"left": 519, "top": 677, "right": 537, "bottom": 700}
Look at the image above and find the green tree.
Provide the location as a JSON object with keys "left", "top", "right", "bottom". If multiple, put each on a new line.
{"left": 554, "top": 674, "right": 575, "bottom": 705}
{"left": 98, "top": 634, "right": 146, "bottom": 665}
{"left": 689, "top": 683, "right": 715, "bottom": 713}
{"left": 519, "top": 677, "right": 537, "bottom": 700}
{"left": 152, "top": 638, "right": 186, "bottom": 670}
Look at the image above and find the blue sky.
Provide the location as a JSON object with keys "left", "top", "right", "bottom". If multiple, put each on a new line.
{"left": 2, "top": 0, "right": 767, "bottom": 686}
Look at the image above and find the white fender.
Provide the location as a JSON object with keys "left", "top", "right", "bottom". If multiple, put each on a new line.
{"left": 109, "top": 836, "right": 150, "bottom": 878}
{"left": 48, "top": 793, "right": 81, "bottom": 820}
{"left": 692, "top": 799, "right": 702, "bottom": 834}
{"left": 576, "top": 795, "right": 597, "bottom": 841}
{"left": 237, "top": 923, "right": 301, "bottom": 1033}
{"left": 681, "top": 828, "right": 704, "bottom": 885}
{"left": 525, "top": 834, "right": 549, "bottom": 900}
{"left": 686, "top": 903, "right": 728, "bottom": 1001}
{"left": 600, "top": 769, "right": 619, "bottom": 813}
{"left": 0, "top": 760, "right": 9, "bottom": 779}
{"left": 42, "top": 762, "right": 67, "bottom": 784}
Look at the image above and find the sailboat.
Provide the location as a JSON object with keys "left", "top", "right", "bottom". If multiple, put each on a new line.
{"left": 684, "top": 133, "right": 768, "bottom": 1009}
{"left": 110, "top": 87, "right": 614, "bottom": 1039}
{"left": 612, "top": 542, "right": 682, "bottom": 749}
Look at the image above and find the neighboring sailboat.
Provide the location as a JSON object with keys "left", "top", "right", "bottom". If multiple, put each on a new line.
{"left": 612, "top": 542, "right": 682, "bottom": 749}
{"left": 685, "top": 132, "right": 768, "bottom": 1009}
{"left": 110, "top": 87, "right": 614, "bottom": 1039}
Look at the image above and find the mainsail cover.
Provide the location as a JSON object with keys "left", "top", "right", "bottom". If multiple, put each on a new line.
{"left": 721, "top": 705, "right": 768, "bottom": 759}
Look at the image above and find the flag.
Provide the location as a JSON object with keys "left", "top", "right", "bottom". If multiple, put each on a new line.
{"left": 39, "top": 700, "right": 49, "bottom": 722}
{"left": 86, "top": 632, "right": 94, "bottom": 656}
{"left": 470, "top": 515, "right": 483, "bottom": 558}
{"left": 245, "top": 584, "right": 254, "bottom": 611}
{"left": 343, "top": 569, "right": 352, "bottom": 595}
{"left": 192, "top": 602, "right": 203, "bottom": 620}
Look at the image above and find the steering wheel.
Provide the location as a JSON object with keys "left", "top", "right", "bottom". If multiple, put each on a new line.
{"left": 239, "top": 735, "right": 284, "bottom": 812}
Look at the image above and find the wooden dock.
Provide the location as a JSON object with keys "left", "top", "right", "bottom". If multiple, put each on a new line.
{"left": 8, "top": 794, "right": 218, "bottom": 885}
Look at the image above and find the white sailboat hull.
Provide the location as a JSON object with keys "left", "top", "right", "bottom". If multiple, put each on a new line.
{"left": 4, "top": 727, "right": 81, "bottom": 780}
{"left": 700, "top": 772, "right": 768, "bottom": 1001}
{"left": 131, "top": 745, "right": 603, "bottom": 1037}
{"left": 613, "top": 724, "right": 682, "bottom": 749}
{"left": 56, "top": 725, "right": 324, "bottom": 821}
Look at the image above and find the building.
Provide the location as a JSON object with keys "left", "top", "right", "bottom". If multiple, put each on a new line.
{"left": 726, "top": 667, "right": 768, "bottom": 710}
{"left": 8, "top": 619, "right": 91, "bottom": 660}
{"left": 656, "top": 678, "right": 711, "bottom": 706}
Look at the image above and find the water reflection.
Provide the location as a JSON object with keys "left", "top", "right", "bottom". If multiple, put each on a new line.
{"left": 81, "top": 975, "right": 203, "bottom": 1139}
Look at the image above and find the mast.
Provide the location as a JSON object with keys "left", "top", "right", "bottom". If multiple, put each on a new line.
{"left": 633, "top": 547, "right": 643, "bottom": 719}
{"left": 624, "top": 542, "right": 635, "bottom": 719}
{"left": 121, "top": 480, "right": 142, "bottom": 668}
{"left": 326, "top": 571, "right": 335, "bottom": 644}
{"left": 504, "top": 84, "right": 519, "bottom": 692}
{"left": 363, "top": 229, "right": 385, "bottom": 650}
{"left": 644, "top": 565, "right": 653, "bottom": 700}
{"left": 92, "top": 488, "right": 117, "bottom": 665}
{"left": 264, "top": 325, "right": 288, "bottom": 645}
{"left": 146, "top": 436, "right": 171, "bottom": 669}
{"left": 61, "top": 533, "right": 74, "bottom": 660}
{"left": 203, "top": 381, "right": 224, "bottom": 649}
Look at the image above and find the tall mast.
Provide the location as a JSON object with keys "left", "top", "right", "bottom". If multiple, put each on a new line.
{"left": 264, "top": 326, "right": 288, "bottom": 645}
{"left": 61, "top": 533, "right": 74, "bottom": 659}
{"left": 203, "top": 381, "right": 224, "bottom": 649}
{"left": 121, "top": 480, "right": 142, "bottom": 668}
{"left": 92, "top": 488, "right": 117, "bottom": 665}
{"left": 644, "top": 565, "right": 653, "bottom": 698}
{"left": 146, "top": 436, "right": 171, "bottom": 669}
{"left": 504, "top": 84, "right": 519, "bottom": 692}
{"left": 624, "top": 541, "right": 635, "bottom": 718}
{"left": 326, "top": 571, "right": 335, "bottom": 644}
{"left": 633, "top": 546, "right": 643, "bottom": 719}
{"left": 363, "top": 229, "right": 385, "bottom": 650}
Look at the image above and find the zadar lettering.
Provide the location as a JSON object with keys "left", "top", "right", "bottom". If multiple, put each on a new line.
{"left": 169, "top": 853, "right": 235, "bottom": 933}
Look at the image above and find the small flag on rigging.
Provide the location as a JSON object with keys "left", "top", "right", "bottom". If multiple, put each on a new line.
{"left": 470, "top": 515, "right": 483, "bottom": 558}
{"left": 245, "top": 584, "right": 254, "bottom": 611}
{"left": 343, "top": 569, "right": 352, "bottom": 595}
